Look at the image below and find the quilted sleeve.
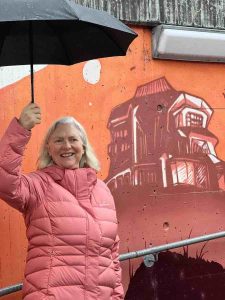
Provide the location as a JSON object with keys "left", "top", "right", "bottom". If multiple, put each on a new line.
{"left": 0, "top": 117, "right": 33, "bottom": 212}
{"left": 112, "top": 234, "right": 124, "bottom": 299}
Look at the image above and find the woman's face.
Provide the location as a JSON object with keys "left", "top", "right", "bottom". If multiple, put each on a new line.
{"left": 47, "top": 123, "right": 85, "bottom": 169}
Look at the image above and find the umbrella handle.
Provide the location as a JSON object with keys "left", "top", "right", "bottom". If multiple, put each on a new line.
{"left": 29, "top": 21, "right": 34, "bottom": 103}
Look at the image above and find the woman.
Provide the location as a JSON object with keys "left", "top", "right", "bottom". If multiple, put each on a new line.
{"left": 0, "top": 103, "right": 124, "bottom": 300}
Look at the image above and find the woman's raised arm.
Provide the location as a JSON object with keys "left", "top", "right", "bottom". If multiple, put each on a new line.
{"left": 0, "top": 103, "right": 42, "bottom": 212}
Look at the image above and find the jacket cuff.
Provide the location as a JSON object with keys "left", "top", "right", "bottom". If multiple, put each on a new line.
{"left": 11, "top": 117, "right": 31, "bottom": 136}
{"left": 2, "top": 118, "right": 32, "bottom": 153}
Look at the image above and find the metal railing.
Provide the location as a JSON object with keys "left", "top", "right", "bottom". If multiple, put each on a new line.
{"left": 0, "top": 284, "right": 22, "bottom": 297}
{"left": 119, "top": 230, "right": 225, "bottom": 261}
{"left": 1, "top": 230, "right": 225, "bottom": 297}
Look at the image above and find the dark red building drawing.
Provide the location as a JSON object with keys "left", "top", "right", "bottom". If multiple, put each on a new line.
{"left": 106, "top": 77, "right": 225, "bottom": 193}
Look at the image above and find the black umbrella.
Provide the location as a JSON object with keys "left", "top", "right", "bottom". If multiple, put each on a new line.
{"left": 0, "top": 0, "right": 137, "bottom": 102}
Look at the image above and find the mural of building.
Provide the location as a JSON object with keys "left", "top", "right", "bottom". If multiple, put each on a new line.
{"left": 106, "top": 77, "right": 225, "bottom": 193}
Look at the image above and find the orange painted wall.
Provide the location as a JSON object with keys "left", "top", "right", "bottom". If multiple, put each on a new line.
{"left": 1, "top": 25, "right": 225, "bottom": 299}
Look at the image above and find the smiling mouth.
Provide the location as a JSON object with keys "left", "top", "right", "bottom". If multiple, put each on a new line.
{"left": 60, "top": 153, "right": 74, "bottom": 158}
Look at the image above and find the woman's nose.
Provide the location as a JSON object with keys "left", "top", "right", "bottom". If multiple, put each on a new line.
{"left": 62, "top": 140, "right": 71, "bottom": 148}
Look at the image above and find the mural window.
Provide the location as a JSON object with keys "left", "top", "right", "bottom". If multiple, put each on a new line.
{"left": 195, "top": 163, "right": 208, "bottom": 189}
{"left": 108, "top": 179, "right": 116, "bottom": 191}
{"left": 186, "top": 112, "right": 203, "bottom": 128}
{"left": 108, "top": 143, "right": 118, "bottom": 155}
{"left": 134, "top": 169, "right": 139, "bottom": 185}
{"left": 171, "top": 161, "right": 195, "bottom": 185}
{"left": 121, "top": 143, "right": 129, "bottom": 152}
{"left": 136, "top": 170, "right": 156, "bottom": 185}
{"left": 146, "top": 171, "right": 156, "bottom": 183}
{"left": 114, "top": 144, "right": 117, "bottom": 154}
{"left": 124, "top": 173, "right": 131, "bottom": 185}
{"left": 138, "top": 170, "right": 144, "bottom": 185}
{"left": 116, "top": 175, "right": 123, "bottom": 187}
{"left": 192, "top": 140, "right": 210, "bottom": 154}
{"left": 218, "top": 174, "right": 225, "bottom": 190}
{"left": 175, "top": 113, "right": 184, "bottom": 128}
{"left": 137, "top": 123, "right": 147, "bottom": 160}
{"left": 171, "top": 160, "right": 208, "bottom": 189}
{"left": 122, "top": 143, "right": 130, "bottom": 151}
{"left": 113, "top": 132, "right": 116, "bottom": 141}
{"left": 121, "top": 143, "right": 128, "bottom": 152}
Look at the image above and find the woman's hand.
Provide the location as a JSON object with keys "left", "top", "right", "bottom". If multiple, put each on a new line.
{"left": 19, "top": 103, "right": 41, "bottom": 130}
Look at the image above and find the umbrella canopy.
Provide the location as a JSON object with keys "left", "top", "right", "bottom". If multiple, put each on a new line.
{"left": 0, "top": 0, "right": 137, "bottom": 101}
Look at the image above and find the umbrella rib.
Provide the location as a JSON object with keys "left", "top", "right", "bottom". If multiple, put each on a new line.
{"left": 0, "top": 23, "right": 12, "bottom": 66}
{"left": 98, "top": 25, "right": 126, "bottom": 55}
{"left": 46, "top": 20, "right": 72, "bottom": 65}
{"left": 0, "top": 38, "right": 5, "bottom": 63}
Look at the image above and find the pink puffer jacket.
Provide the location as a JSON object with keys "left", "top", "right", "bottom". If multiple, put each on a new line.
{"left": 0, "top": 118, "right": 124, "bottom": 300}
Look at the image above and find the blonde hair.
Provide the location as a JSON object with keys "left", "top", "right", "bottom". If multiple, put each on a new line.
{"left": 37, "top": 116, "right": 100, "bottom": 171}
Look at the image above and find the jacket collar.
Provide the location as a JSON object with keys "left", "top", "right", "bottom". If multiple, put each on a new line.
{"left": 41, "top": 165, "right": 97, "bottom": 200}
